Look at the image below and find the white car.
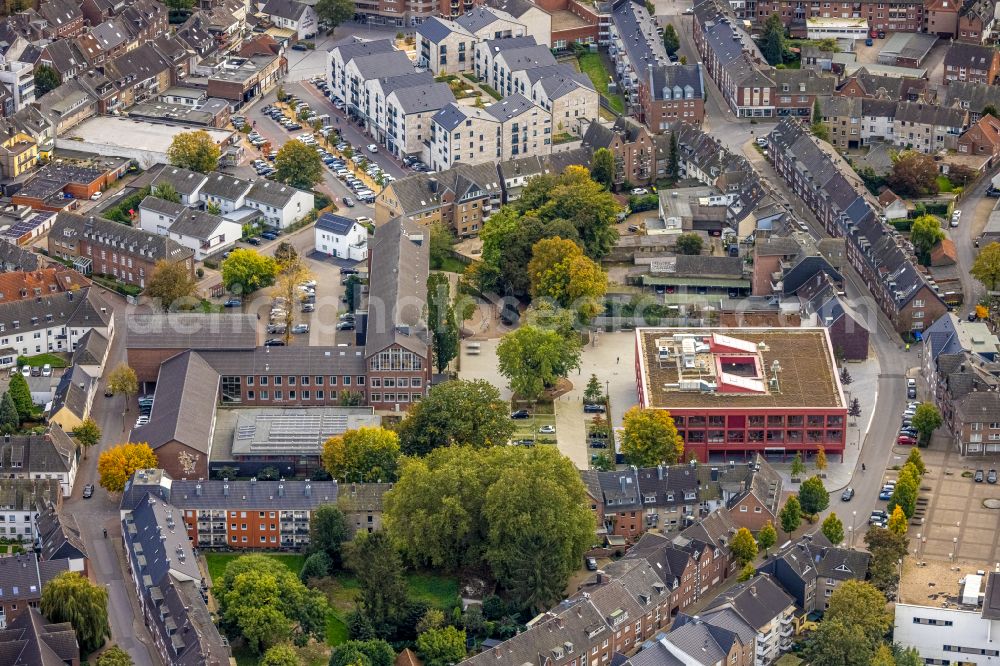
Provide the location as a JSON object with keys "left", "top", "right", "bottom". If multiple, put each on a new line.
{"left": 538, "top": 425, "right": 556, "bottom": 434}
{"left": 366, "top": 144, "right": 379, "bottom": 153}
{"left": 951, "top": 210, "right": 961, "bottom": 227}
{"left": 755, "top": 137, "right": 768, "bottom": 146}
{"left": 90, "top": 191, "right": 103, "bottom": 200}
{"left": 631, "top": 188, "right": 649, "bottom": 196}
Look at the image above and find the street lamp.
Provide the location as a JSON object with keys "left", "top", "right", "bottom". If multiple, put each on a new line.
{"left": 851, "top": 510, "right": 857, "bottom": 548}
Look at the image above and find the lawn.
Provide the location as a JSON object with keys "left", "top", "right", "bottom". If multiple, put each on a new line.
{"left": 510, "top": 400, "right": 557, "bottom": 445}
{"left": 431, "top": 255, "right": 468, "bottom": 273}
{"left": 204, "top": 552, "right": 306, "bottom": 585}
{"left": 17, "top": 353, "right": 69, "bottom": 369}
{"left": 577, "top": 53, "right": 625, "bottom": 114}
{"left": 936, "top": 175, "right": 954, "bottom": 193}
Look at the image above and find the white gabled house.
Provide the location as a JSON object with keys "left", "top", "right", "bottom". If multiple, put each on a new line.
{"left": 315, "top": 212, "right": 368, "bottom": 261}
{"left": 244, "top": 180, "right": 314, "bottom": 229}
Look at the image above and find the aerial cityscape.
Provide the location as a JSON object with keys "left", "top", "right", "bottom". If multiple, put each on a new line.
{"left": 0, "top": 0, "right": 996, "bottom": 664}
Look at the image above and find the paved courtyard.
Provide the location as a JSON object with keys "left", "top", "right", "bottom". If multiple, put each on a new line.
{"left": 909, "top": 444, "right": 1000, "bottom": 563}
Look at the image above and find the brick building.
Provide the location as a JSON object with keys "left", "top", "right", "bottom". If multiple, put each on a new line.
{"left": 750, "top": 0, "right": 925, "bottom": 32}
{"left": 634, "top": 328, "right": 848, "bottom": 462}
{"left": 48, "top": 212, "right": 195, "bottom": 289}
{"left": 206, "top": 54, "right": 285, "bottom": 109}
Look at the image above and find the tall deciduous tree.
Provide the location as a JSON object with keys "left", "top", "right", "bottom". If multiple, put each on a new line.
{"left": 667, "top": 132, "right": 679, "bottom": 178}
{"left": 307, "top": 504, "right": 350, "bottom": 567}
{"left": 73, "top": 418, "right": 102, "bottom": 459}
{"left": 620, "top": 406, "right": 684, "bottom": 467}
{"left": 584, "top": 374, "right": 604, "bottom": 403}
{"left": 798, "top": 475, "right": 829, "bottom": 514}
{"left": 590, "top": 148, "right": 615, "bottom": 190}
{"left": 397, "top": 379, "right": 514, "bottom": 456}
{"left": 825, "top": 580, "right": 892, "bottom": 645}
{"left": 347, "top": 530, "right": 410, "bottom": 638}
{"left": 260, "top": 644, "right": 301, "bottom": 666}
{"left": 790, "top": 451, "right": 805, "bottom": 478}
{"left": 34, "top": 64, "right": 61, "bottom": 97}
{"left": 758, "top": 521, "right": 777, "bottom": 554}
{"left": 416, "top": 626, "right": 467, "bottom": 666}
{"left": 107, "top": 364, "right": 138, "bottom": 412}
{"left": 274, "top": 139, "right": 323, "bottom": 189}
{"left": 146, "top": 259, "right": 197, "bottom": 311}
{"left": 905, "top": 447, "right": 926, "bottom": 476}
{"left": 815, "top": 446, "right": 827, "bottom": 472}
{"left": 167, "top": 130, "right": 221, "bottom": 173}
{"left": 8, "top": 372, "right": 31, "bottom": 421}
{"left": 321, "top": 426, "right": 401, "bottom": 482}
{"left": 97, "top": 443, "right": 157, "bottom": 493}
{"left": 779, "top": 496, "right": 802, "bottom": 536}
{"left": 527, "top": 237, "right": 608, "bottom": 319}
{"left": 272, "top": 253, "right": 312, "bottom": 342}
{"left": 96, "top": 646, "right": 133, "bottom": 666}
{"left": 911, "top": 403, "right": 942, "bottom": 446}
{"left": 821, "top": 512, "right": 845, "bottom": 544}
{"left": 909, "top": 215, "right": 946, "bottom": 265}
{"left": 887, "top": 151, "right": 939, "bottom": 197}
{"left": 497, "top": 325, "right": 581, "bottom": 400}
{"left": 330, "top": 640, "right": 395, "bottom": 666}
{"left": 427, "top": 272, "right": 459, "bottom": 373}
{"left": 662, "top": 24, "right": 680, "bottom": 55}
{"left": 969, "top": 243, "right": 1000, "bottom": 291}
{"left": 221, "top": 248, "right": 278, "bottom": 296}
{"left": 729, "top": 527, "right": 758, "bottom": 566}
{"left": 315, "top": 0, "right": 354, "bottom": 32}
{"left": 674, "top": 233, "right": 703, "bottom": 255}
{"left": 151, "top": 182, "right": 180, "bottom": 203}
{"left": 887, "top": 505, "right": 908, "bottom": 535}
{"left": 41, "top": 571, "right": 111, "bottom": 653}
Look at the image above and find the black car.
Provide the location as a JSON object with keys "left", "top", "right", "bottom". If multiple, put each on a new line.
{"left": 511, "top": 409, "right": 530, "bottom": 419}
{"left": 340, "top": 267, "right": 359, "bottom": 275}
{"left": 588, "top": 440, "right": 608, "bottom": 449}
{"left": 82, "top": 484, "right": 94, "bottom": 498}
{"left": 586, "top": 557, "right": 598, "bottom": 571}
{"left": 264, "top": 338, "right": 286, "bottom": 346}
{"left": 223, "top": 298, "right": 242, "bottom": 308}
{"left": 342, "top": 196, "right": 355, "bottom": 207}
{"left": 247, "top": 237, "right": 261, "bottom": 246}
{"left": 988, "top": 187, "right": 1000, "bottom": 198}
{"left": 583, "top": 403, "right": 606, "bottom": 413}
{"left": 841, "top": 487, "right": 855, "bottom": 501}
{"left": 291, "top": 43, "right": 308, "bottom": 51}
{"left": 990, "top": 469, "right": 998, "bottom": 484}
{"left": 907, "top": 386, "right": 917, "bottom": 399}
{"left": 336, "top": 322, "right": 355, "bottom": 331}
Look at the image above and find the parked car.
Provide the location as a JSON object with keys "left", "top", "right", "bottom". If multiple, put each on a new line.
{"left": 90, "top": 191, "right": 103, "bottom": 200}
{"left": 336, "top": 321, "right": 355, "bottom": 331}
{"left": 19, "top": 365, "right": 29, "bottom": 377}
{"left": 878, "top": 487, "right": 894, "bottom": 500}
{"left": 82, "top": 484, "right": 94, "bottom": 498}
{"left": 990, "top": 469, "right": 998, "bottom": 484}
{"left": 223, "top": 298, "right": 242, "bottom": 308}
{"left": 511, "top": 409, "right": 530, "bottom": 419}
{"left": 907, "top": 386, "right": 917, "bottom": 399}
{"left": 41, "top": 364, "right": 51, "bottom": 377}
{"left": 897, "top": 435, "right": 916, "bottom": 445}
{"left": 583, "top": 403, "right": 606, "bottom": 413}
{"left": 366, "top": 143, "right": 379, "bottom": 153}
{"left": 342, "top": 196, "right": 355, "bottom": 207}
{"left": 951, "top": 210, "right": 962, "bottom": 227}
{"left": 755, "top": 137, "right": 768, "bottom": 146}
{"left": 538, "top": 425, "right": 556, "bottom": 434}
{"left": 976, "top": 469, "right": 985, "bottom": 482}
{"left": 586, "top": 557, "right": 598, "bottom": 571}
{"left": 841, "top": 487, "right": 854, "bottom": 501}
{"left": 631, "top": 188, "right": 649, "bottom": 196}
{"left": 292, "top": 324, "right": 309, "bottom": 334}
{"left": 264, "top": 338, "right": 286, "bottom": 346}
{"left": 266, "top": 324, "right": 286, "bottom": 334}
{"left": 588, "top": 440, "right": 608, "bottom": 449}
{"left": 301, "top": 303, "right": 315, "bottom": 313}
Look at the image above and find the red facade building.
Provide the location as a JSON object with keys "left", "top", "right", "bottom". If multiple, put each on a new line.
{"left": 634, "top": 328, "right": 847, "bottom": 463}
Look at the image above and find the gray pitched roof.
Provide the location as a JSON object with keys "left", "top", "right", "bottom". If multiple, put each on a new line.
{"left": 612, "top": 0, "right": 670, "bottom": 73}
{"left": 49, "top": 365, "right": 96, "bottom": 423}
{"left": 0, "top": 239, "right": 39, "bottom": 272}
{"left": 482, "top": 35, "right": 537, "bottom": 53}
{"left": 329, "top": 36, "right": 396, "bottom": 64}
{"left": 495, "top": 44, "right": 557, "bottom": 71}
{"left": 72, "top": 329, "right": 109, "bottom": 367}
{"left": 132, "top": 351, "right": 220, "bottom": 453}
{"left": 125, "top": 313, "right": 258, "bottom": 350}
{"left": 316, "top": 212, "right": 359, "bottom": 235}
{"left": 166, "top": 208, "right": 228, "bottom": 242}
{"left": 364, "top": 217, "right": 429, "bottom": 358}
{"left": 0, "top": 286, "right": 111, "bottom": 340}
{"left": 168, "top": 478, "right": 338, "bottom": 510}
{"left": 895, "top": 101, "right": 966, "bottom": 128}
{"left": 89, "top": 18, "right": 130, "bottom": 52}
{"left": 261, "top": 0, "right": 309, "bottom": 21}
{"left": 486, "top": 93, "right": 538, "bottom": 121}
{"left": 456, "top": 6, "right": 519, "bottom": 32}
{"left": 150, "top": 165, "right": 207, "bottom": 197}
{"left": 52, "top": 211, "right": 194, "bottom": 265}
{"left": 416, "top": 16, "right": 473, "bottom": 42}
{"left": 350, "top": 50, "right": 414, "bottom": 80}
{"left": 0, "top": 606, "right": 79, "bottom": 666}
{"left": 36, "top": 505, "right": 87, "bottom": 563}
{"left": 703, "top": 573, "right": 794, "bottom": 630}
{"left": 200, "top": 173, "right": 251, "bottom": 202}
{"left": 245, "top": 180, "right": 306, "bottom": 207}
{"left": 388, "top": 82, "right": 456, "bottom": 114}
{"left": 432, "top": 103, "right": 478, "bottom": 131}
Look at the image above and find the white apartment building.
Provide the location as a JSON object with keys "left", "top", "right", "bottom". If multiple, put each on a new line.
{"left": 429, "top": 94, "right": 551, "bottom": 169}
{"left": 415, "top": 16, "right": 477, "bottom": 75}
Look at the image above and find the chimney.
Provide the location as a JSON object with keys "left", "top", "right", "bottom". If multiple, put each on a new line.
{"left": 648, "top": 63, "right": 654, "bottom": 96}
{"left": 620, "top": 476, "right": 626, "bottom": 492}
{"left": 222, "top": 483, "right": 229, "bottom": 496}
{"left": 428, "top": 177, "right": 438, "bottom": 193}
{"left": 304, "top": 483, "right": 311, "bottom": 497}
{"left": 657, "top": 464, "right": 663, "bottom": 480}
{"left": 596, "top": 571, "right": 603, "bottom": 585}
{"left": 278, "top": 484, "right": 284, "bottom": 497}
{"left": 195, "top": 483, "right": 201, "bottom": 496}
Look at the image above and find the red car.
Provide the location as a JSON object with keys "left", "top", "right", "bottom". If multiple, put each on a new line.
{"left": 897, "top": 435, "right": 916, "bottom": 445}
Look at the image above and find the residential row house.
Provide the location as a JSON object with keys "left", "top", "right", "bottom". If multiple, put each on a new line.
{"left": 48, "top": 212, "right": 195, "bottom": 289}
{"left": 745, "top": 0, "right": 926, "bottom": 32}
{"left": 768, "top": 118, "right": 948, "bottom": 333}
{"left": 942, "top": 42, "right": 1000, "bottom": 86}
{"left": 757, "top": 533, "right": 871, "bottom": 613}
{"left": 609, "top": 0, "right": 705, "bottom": 129}
{"left": 0, "top": 428, "right": 80, "bottom": 498}
{"left": 693, "top": 0, "right": 832, "bottom": 119}
{"left": 892, "top": 101, "right": 968, "bottom": 153}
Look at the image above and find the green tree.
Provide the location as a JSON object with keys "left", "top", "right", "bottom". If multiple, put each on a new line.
{"left": 165, "top": 0, "right": 194, "bottom": 9}
{"left": 347, "top": 530, "right": 410, "bottom": 638}
{"left": 515, "top": 165, "right": 620, "bottom": 260}
{"left": 34, "top": 64, "right": 61, "bottom": 97}
{"left": 397, "top": 379, "right": 514, "bottom": 456}
{"left": 275, "top": 139, "right": 324, "bottom": 189}
{"left": 217, "top": 555, "right": 328, "bottom": 653}
{"left": 887, "top": 151, "right": 939, "bottom": 197}
{"left": 812, "top": 97, "right": 822, "bottom": 125}
{"left": 261, "top": 644, "right": 302, "bottom": 666}
{"left": 385, "top": 446, "right": 594, "bottom": 609}
{"left": 620, "top": 406, "right": 684, "bottom": 466}
{"left": 761, "top": 13, "right": 786, "bottom": 65}
{"left": 97, "top": 442, "right": 157, "bottom": 493}
{"left": 151, "top": 182, "right": 180, "bottom": 203}
{"left": 806, "top": 619, "right": 875, "bottom": 666}
{"left": 146, "top": 259, "right": 198, "bottom": 311}
{"left": 314, "top": 0, "right": 354, "bottom": 31}
{"left": 0, "top": 392, "right": 19, "bottom": 434}
{"left": 273, "top": 241, "right": 298, "bottom": 269}
{"left": 527, "top": 237, "right": 608, "bottom": 319}
{"left": 497, "top": 325, "right": 581, "bottom": 401}
{"left": 674, "top": 233, "right": 703, "bottom": 255}
{"left": 308, "top": 504, "right": 350, "bottom": 567}
{"left": 40, "top": 571, "right": 111, "bottom": 653}
{"left": 888, "top": 466, "right": 919, "bottom": 519}
{"left": 790, "top": 451, "right": 805, "bottom": 478}
{"left": 107, "top": 364, "right": 138, "bottom": 413}
{"left": 984, "top": 104, "right": 1000, "bottom": 118}
{"left": 779, "top": 496, "right": 802, "bottom": 536}
{"left": 798, "top": 475, "right": 829, "bottom": 514}
{"left": 738, "top": 562, "right": 756, "bottom": 581}
{"left": 905, "top": 447, "right": 926, "bottom": 476}
{"left": 971, "top": 242, "right": 1000, "bottom": 290}
{"left": 429, "top": 221, "right": 455, "bottom": 269}
{"left": 427, "top": 272, "right": 459, "bottom": 373}
{"left": 911, "top": 403, "right": 942, "bottom": 446}
{"left": 887, "top": 505, "right": 908, "bottom": 535}
{"left": 416, "top": 609, "right": 446, "bottom": 633}
{"left": 583, "top": 374, "right": 604, "bottom": 403}
{"left": 221, "top": 248, "right": 278, "bottom": 296}
{"left": 667, "top": 132, "right": 679, "bottom": 178}
{"left": 73, "top": 417, "right": 102, "bottom": 459}
{"left": 590, "top": 147, "right": 615, "bottom": 190}
{"left": 206, "top": 201, "right": 222, "bottom": 215}
{"left": 909, "top": 215, "right": 946, "bottom": 265}
{"left": 8, "top": 372, "right": 31, "bottom": 421}
{"left": 300, "top": 551, "right": 333, "bottom": 583}
{"left": 167, "top": 130, "right": 221, "bottom": 173}
{"left": 758, "top": 521, "right": 777, "bottom": 554}
{"left": 825, "top": 580, "right": 892, "bottom": 645}
{"left": 821, "top": 512, "right": 845, "bottom": 544}
{"left": 321, "top": 426, "right": 400, "bottom": 482}
{"left": 662, "top": 24, "right": 680, "bottom": 55}
{"left": 871, "top": 645, "right": 896, "bottom": 666}
{"left": 729, "top": 527, "right": 758, "bottom": 566}
{"left": 416, "top": 626, "right": 467, "bottom": 666}
{"left": 330, "top": 641, "right": 395, "bottom": 666}
{"left": 96, "top": 645, "right": 133, "bottom": 666}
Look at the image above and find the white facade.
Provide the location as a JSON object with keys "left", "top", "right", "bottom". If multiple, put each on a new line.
{"left": 315, "top": 219, "right": 368, "bottom": 261}
{"left": 0, "top": 61, "right": 35, "bottom": 112}
{"left": 199, "top": 174, "right": 252, "bottom": 214}
{"left": 244, "top": 186, "right": 314, "bottom": 229}
{"left": 861, "top": 112, "right": 895, "bottom": 145}
{"left": 267, "top": 3, "right": 317, "bottom": 40}
{"left": 895, "top": 602, "right": 1000, "bottom": 665}
{"left": 167, "top": 220, "right": 241, "bottom": 261}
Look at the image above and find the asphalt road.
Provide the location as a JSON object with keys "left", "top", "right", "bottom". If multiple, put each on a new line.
{"left": 59, "top": 297, "right": 161, "bottom": 666}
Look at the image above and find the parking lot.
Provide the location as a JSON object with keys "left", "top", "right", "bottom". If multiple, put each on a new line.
{"left": 906, "top": 444, "right": 1000, "bottom": 563}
